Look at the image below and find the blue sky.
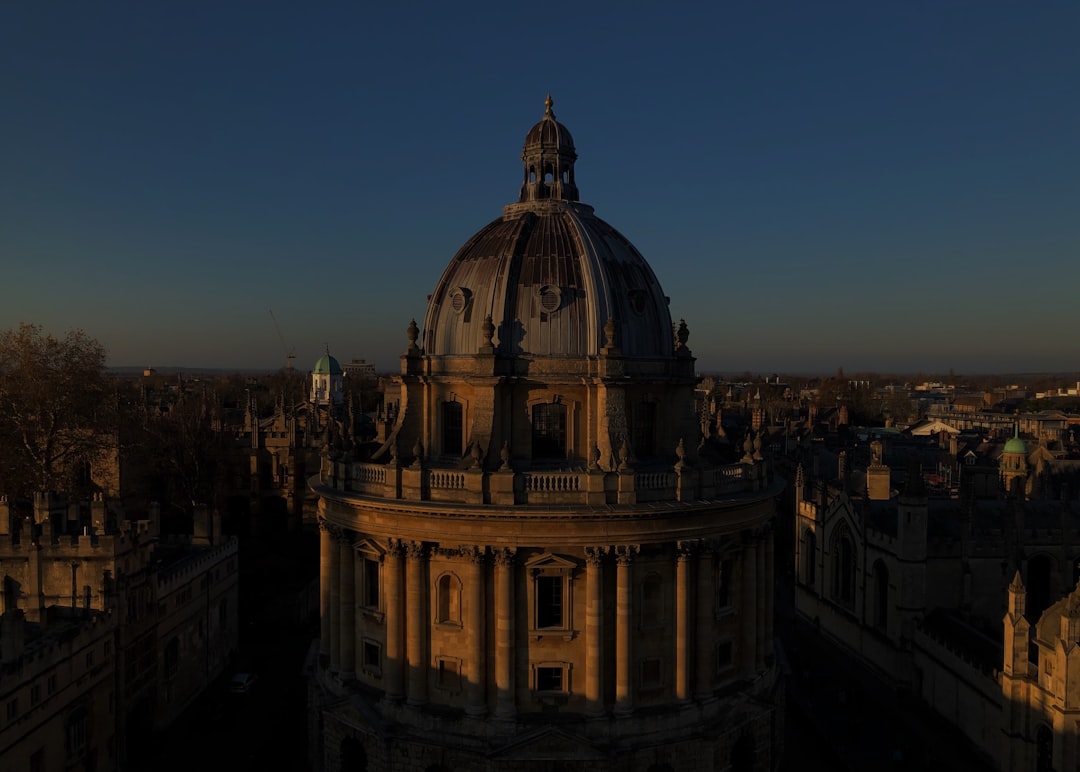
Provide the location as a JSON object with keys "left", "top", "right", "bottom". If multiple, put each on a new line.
{"left": 2, "top": 2, "right": 1078, "bottom": 375}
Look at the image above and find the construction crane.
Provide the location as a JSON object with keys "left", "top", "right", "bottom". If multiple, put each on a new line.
{"left": 269, "top": 309, "right": 296, "bottom": 371}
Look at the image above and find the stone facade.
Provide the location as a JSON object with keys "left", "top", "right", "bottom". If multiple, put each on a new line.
{"left": 308, "top": 98, "right": 782, "bottom": 771}
{"left": 0, "top": 491, "right": 240, "bottom": 768}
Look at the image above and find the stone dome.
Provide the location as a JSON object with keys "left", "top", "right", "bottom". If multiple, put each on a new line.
{"left": 422, "top": 96, "right": 674, "bottom": 360}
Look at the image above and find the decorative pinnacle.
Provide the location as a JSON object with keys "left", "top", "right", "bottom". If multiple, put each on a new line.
{"left": 544, "top": 93, "right": 555, "bottom": 119}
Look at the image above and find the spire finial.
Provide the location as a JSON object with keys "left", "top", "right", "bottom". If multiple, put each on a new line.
{"left": 544, "top": 93, "right": 554, "bottom": 118}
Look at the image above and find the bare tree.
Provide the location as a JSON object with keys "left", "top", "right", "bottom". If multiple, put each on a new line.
{"left": 0, "top": 323, "right": 113, "bottom": 498}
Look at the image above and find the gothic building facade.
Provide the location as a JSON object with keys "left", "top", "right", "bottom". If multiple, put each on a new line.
{"left": 308, "top": 98, "right": 783, "bottom": 771}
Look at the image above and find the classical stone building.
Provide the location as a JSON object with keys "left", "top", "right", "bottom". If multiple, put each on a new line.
{"left": 792, "top": 427, "right": 1080, "bottom": 770}
{"left": 0, "top": 492, "right": 239, "bottom": 768}
{"left": 308, "top": 98, "right": 783, "bottom": 771}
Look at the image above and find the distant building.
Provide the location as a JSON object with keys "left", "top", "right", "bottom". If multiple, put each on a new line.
{"left": 342, "top": 359, "right": 375, "bottom": 379}
{"left": 311, "top": 350, "right": 344, "bottom": 408}
{"left": 790, "top": 418, "right": 1080, "bottom": 770}
{"left": 308, "top": 98, "right": 783, "bottom": 771}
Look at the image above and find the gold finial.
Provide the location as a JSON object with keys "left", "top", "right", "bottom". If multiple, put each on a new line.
{"left": 544, "top": 93, "right": 554, "bottom": 118}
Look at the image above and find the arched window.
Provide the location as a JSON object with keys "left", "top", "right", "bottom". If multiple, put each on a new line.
{"left": 802, "top": 529, "right": 817, "bottom": 588}
{"left": 831, "top": 526, "right": 855, "bottom": 608}
{"left": 435, "top": 573, "right": 461, "bottom": 625}
{"left": 1036, "top": 724, "right": 1053, "bottom": 772}
{"left": 872, "top": 560, "right": 889, "bottom": 631}
{"left": 531, "top": 402, "right": 567, "bottom": 459}
{"left": 641, "top": 572, "right": 663, "bottom": 627}
{"left": 442, "top": 400, "right": 463, "bottom": 457}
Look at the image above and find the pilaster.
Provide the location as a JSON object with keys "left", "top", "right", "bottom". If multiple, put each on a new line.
{"left": 464, "top": 546, "right": 487, "bottom": 716}
{"left": 585, "top": 546, "right": 606, "bottom": 716}
{"left": 384, "top": 539, "right": 406, "bottom": 700}
{"left": 615, "top": 544, "right": 638, "bottom": 716}
{"left": 494, "top": 547, "right": 516, "bottom": 719}
{"left": 406, "top": 541, "right": 428, "bottom": 705}
{"left": 319, "top": 519, "right": 332, "bottom": 657}
{"left": 675, "top": 541, "right": 694, "bottom": 702}
{"left": 339, "top": 532, "right": 356, "bottom": 678}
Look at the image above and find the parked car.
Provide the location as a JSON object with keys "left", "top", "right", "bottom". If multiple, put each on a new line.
{"left": 228, "top": 672, "right": 258, "bottom": 694}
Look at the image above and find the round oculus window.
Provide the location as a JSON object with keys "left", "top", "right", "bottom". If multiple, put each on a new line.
{"left": 538, "top": 285, "right": 562, "bottom": 313}
{"left": 450, "top": 288, "right": 471, "bottom": 314}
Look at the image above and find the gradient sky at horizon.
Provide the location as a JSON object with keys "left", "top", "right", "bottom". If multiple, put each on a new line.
{"left": 3, "top": 2, "right": 1078, "bottom": 376}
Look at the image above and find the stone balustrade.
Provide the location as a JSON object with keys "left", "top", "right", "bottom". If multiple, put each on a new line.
{"left": 330, "top": 457, "right": 767, "bottom": 507}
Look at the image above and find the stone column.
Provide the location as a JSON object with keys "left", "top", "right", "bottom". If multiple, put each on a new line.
{"left": 614, "top": 545, "right": 637, "bottom": 716}
{"left": 339, "top": 532, "right": 356, "bottom": 679}
{"left": 329, "top": 528, "right": 342, "bottom": 672}
{"left": 384, "top": 539, "right": 405, "bottom": 700}
{"left": 585, "top": 546, "right": 606, "bottom": 716}
{"left": 406, "top": 541, "right": 428, "bottom": 705}
{"left": 741, "top": 536, "right": 758, "bottom": 672}
{"left": 465, "top": 547, "right": 487, "bottom": 716}
{"left": 765, "top": 527, "right": 775, "bottom": 661}
{"left": 694, "top": 544, "right": 714, "bottom": 700}
{"left": 675, "top": 541, "right": 693, "bottom": 702}
{"left": 319, "top": 519, "right": 332, "bottom": 658}
{"left": 494, "top": 548, "right": 516, "bottom": 719}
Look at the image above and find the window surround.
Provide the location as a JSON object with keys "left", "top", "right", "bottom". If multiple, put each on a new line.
{"left": 526, "top": 552, "right": 578, "bottom": 640}
{"left": 433, "top": 572, "right": 463, "bottom": 628}
{"left": 354, "top": 539, "right": 386, "bottom": 623}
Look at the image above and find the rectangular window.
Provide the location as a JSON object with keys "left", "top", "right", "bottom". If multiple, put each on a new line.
{"left": 716, "top": 641, "right": 733, "bottom": 672}
{"left": 363, "top": 557, "right": 380, "bottom": 609}
{"left": 30, "top": 748, "right": 44, "bottom": 772}
{"left": 716, "top": 559, "right": 732, "bottom": 609}
{"left": 436, "top": 658, "right": 461, "bottom": 691}
{"left": 30, "top": 684, "right": 41, "bottom": 706}
{"left": 531, "top": 402, "right": 567, "bottom": 459}
{"left": 442, "top": 401, "right": 463, "bottom": 456}
{"left": 632, "top": 401, "right": 657, "bottom": 458}
{"left": 641, "top": 658, "right": 662, "bottom": 689}
{"left": 536, "top": 576, "right": 563, "bottom": 628}
{"left": 7, "top": 698, "right": 18, "bottom": 720}
{"left": 536, "top": 666, "right": 564, "bottom": 692}
{"left": 362, "top": 639, "right": 381, "bottom": 675}
{"left": 47, "top": 675, "right": 57, "bottom": 695}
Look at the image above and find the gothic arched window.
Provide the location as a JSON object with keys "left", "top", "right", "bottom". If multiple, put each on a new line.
{"left": 831, "top": 525, "right": 855, "bottom": 609}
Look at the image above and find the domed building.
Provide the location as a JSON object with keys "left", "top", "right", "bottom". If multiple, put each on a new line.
{"left": 309, "top": 97, "right": 782, "bottom": 772}
{"left": 311, "top": 348, "right": 344, "bottom": 407}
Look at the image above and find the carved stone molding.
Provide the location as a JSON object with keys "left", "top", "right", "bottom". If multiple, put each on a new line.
{"left": 493, "top": 547, "right": 517, "bottom": 567}
{"left": 614, "top": 545, "right": 639, "bottom": 565}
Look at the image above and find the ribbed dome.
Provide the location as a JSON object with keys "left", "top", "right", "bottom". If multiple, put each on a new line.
{"left": 422, "top": 97, "right": 674, "bottom": 359}
{"left": 313, "top": 352, "right": 342, "bottom": 375}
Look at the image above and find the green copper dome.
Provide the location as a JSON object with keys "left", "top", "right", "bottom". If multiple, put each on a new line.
{"left": 313, "top": 352, "right": 343, "bottom": 375}
{"left": 1004, "top": 425, "right": 1026, "bottom": 455}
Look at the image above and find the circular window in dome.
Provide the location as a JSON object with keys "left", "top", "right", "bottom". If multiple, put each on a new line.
{"left": 450, "top": 287, "right": 472, "bottom": 314}
{"left": 628, "top": 289, "right": 647, "bottom": 316}
{"left": 538, "top": 285, "right": 562, "bottom": 313}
